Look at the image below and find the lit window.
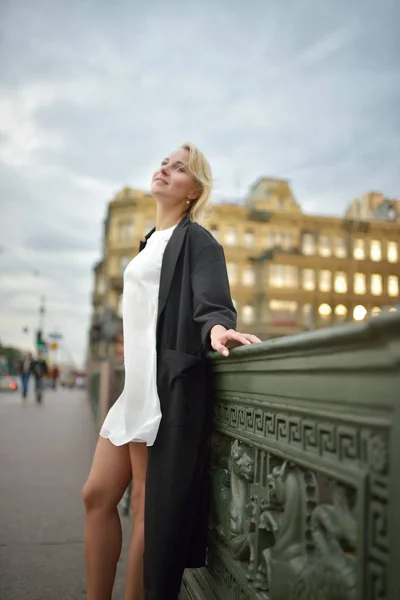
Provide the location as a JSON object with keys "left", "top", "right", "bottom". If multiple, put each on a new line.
{"left": 269, "top": 300, "right": 298, "bottom": 313}
{"left": 387, "top": 241, "right": 398, "bottom": 263}
{"left": 302, "top": 233, "right": 316, "bottom": 256}
{"left": 244, "top": 230, "right": 255, "bottom": 247}
{"left": 354, "top": 273, "right": 366, "bottom": 295}
{"left": 335, "top": 304, "right": 347, "bottom": 317}
{"left": 242, "top": 305, "right": 255, "bottom": 324}
{"left": 227, "top": 263, "right": 237, "bottom": 285}
{"left": 319, "top": 235, "right": 332, "bottom": 257}
{"left": 370, "top": 240, "right": 382, "bottom": 262}
{"left": 302, "top": 269, "right": 316, "bottom": 291}
{"left": 335, "top": 238, "right": 347, "bottom": 258}
{"left": 318, "top": 303, "right": 332, "bottom": 317}
{"left": 242, "top": 267, "right": 255, "bottom": 286}
{"left": 353, "top": 305, "right": 367, "bottom": 321}
{"left": 388, "top": 275, "right": 399, "bottom": 297}
{"left": 370, "top": 306, "right": 381, "bottom": 317}
{"left": 120, "top": 256, "right": 130, "bottom": 275}
{"left": 225, "top": 227, "right": 237, "bottom": 246}
{"left": 210, "top": 225, "right": 219, "bottom": 241}
{"left": 334, "top": 272, "right": 347, "bottom": 294}
{"left": 371, "top": 274, "right": 383, "bottom": 296}
{"left": 269, "top": 265, "right": 298, "bottom": 288}
{"left": 319, "top": 270, "right": 332, "bottom": 292}
{"left": 353, "top": 239, "right": 365, "bottom": 260}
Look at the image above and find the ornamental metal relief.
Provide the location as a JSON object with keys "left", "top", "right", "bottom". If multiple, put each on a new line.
{"left": 208, "top": 421, "right": 389, "bottom": 600}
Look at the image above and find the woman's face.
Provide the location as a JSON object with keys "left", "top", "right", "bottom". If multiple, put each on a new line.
{"left": 151, "top": 148, "right": 198, "bottom": 207}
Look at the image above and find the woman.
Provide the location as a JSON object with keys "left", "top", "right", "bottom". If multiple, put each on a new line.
{"left": 83, "top": 142, "right": 261, "bottom": 600}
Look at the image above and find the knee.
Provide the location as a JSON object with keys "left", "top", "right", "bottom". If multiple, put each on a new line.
{"left": 82, "top": 479, "right": 116, "bottom": 513}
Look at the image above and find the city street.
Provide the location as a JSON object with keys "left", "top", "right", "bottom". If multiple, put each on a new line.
{"left": 0, "top": 386, "right": 131, "bottom": 600}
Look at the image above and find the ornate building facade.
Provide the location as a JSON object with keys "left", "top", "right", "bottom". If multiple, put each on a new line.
{"left": 89, "top": 180, "right": 400, "bottom": 357}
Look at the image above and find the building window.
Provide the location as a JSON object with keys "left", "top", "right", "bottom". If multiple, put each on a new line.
{"left": 210, "top": 225, "right": 219, "bottom": 241}
{"left": 97, "top": 275, "right": 105, "bottom": 295}
{"left": 387, "top": 241, "right": 398, "bottom": 263}
{"left": 353, "top": 305, "right": 367, "bottom": 321}
{"left": 302, "top": 269, "right": 316, "bottom": 291}
{"left": 277, "top": 197, "right": 285, "bottom": 211}
{"left": 334, "top": 304, "right": 347, "bottom": 317}
{"left": 242, "top": 266, "right": 255, "bottom": 286}
{"left": 334, "top": 237, "right": 347, "bottom": 258}
{"left": 274, "top": 232, "right": 283, "bottom": 247}
{"left": 269, "top": 265, "right": 299, "bottom": 288}
{"left": 319, "top": 270, "right": 332, "bottom": 292}
{"left": 145, "top": 219, "right": 155, "bottom": 234}
{"left": 269, "top": 300, "right": 298, "bottom": 322}
{"left": 225, "top": 227, "right": 237, "bottom": 246}
{"left": 318, "top": 303, "right": 332, "bottom": 317}
{"left": 244, "top": 229, "right": 255, "bottom": 247}
{"left": 118, "top": 220, "right": 134, "bottom": 241}
{"left": 370, "top": 240, "right": 382, "bottom": 262}
{"left": 266, "top": 231, "right": 275, "bottom": 248}
{"left": 227, "top": 263, "right": 237, "bottom": 285}
{"left": 371, "top": 274, "right": 383, "bottom": 296}
{"left": 120, "top": 256, "right": 130, "bottom": 275}
{"left": 283, "top": 232, "right": 293, "bottom": 250}
{"left": 303, "top": 303, "right": 314, "bottom": 328}
{"left": 388, "top": 275, "right": 399, "bottom": 297}
{"left": 353, "top": 239, "right": 365, "bottom": 260}
{"left": 319, "top": 235, "right": 332, "bottom": 257}
{"left": 354, "top": 273, "right": 366, "bottom": 295}
{"left": 334, "top": 272, "right": 347, "bottom": 294}
{"left": 302, "top": 233, "right": 316, "bottom": 256}
{"left": 242, "top": 305, "right": 255, "bottom": 325}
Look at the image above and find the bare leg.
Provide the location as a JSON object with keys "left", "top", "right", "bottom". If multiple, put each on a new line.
{"left": 123, "top": 442, "right": 148, "bottom": 600}
{"left": 83, "top": 437, "right": 132, "bottom": 600}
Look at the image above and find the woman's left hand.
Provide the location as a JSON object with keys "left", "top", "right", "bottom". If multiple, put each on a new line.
{"left": 210, "top": 325, "right": 262, "bottom": 357}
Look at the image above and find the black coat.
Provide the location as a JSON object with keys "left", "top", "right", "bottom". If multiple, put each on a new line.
{"left": 141, "top": 214, "right": 236, "bottom": 600}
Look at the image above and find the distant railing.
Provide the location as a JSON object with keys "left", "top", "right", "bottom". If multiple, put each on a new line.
{"left": 182, "top": 312, "right": 400, "bottom": 600}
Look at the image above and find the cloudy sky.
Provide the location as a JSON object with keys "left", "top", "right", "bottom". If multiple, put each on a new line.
{"left": 0, "top": 0, "right": 399, "bottom": 366}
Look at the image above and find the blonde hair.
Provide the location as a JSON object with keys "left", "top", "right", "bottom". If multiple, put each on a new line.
{"left": 180, "top": 142, "right": 212, "bottom": 226}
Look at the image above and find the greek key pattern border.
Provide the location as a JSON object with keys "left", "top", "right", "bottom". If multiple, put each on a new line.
{"left": 212, "top": 400, "right": 390, "bottom": 600}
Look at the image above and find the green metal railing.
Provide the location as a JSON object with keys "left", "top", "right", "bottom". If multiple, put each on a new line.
{"left": 182, "top": 312, "right": 400, "bottom": 600}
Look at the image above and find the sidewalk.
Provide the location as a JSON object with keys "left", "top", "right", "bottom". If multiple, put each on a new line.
{"left": 0, "top": 387, "right": 131, "bottom": 600}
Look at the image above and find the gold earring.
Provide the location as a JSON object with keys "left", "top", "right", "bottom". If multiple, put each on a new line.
{"left": 186, "top": 200, "right": 190, "bottom": 205}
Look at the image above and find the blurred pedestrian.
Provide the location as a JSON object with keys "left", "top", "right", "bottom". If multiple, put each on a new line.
{"left": 51, "top": 364, "right": 60, "bottom": 390}
{"left": 32, "top": 352, "right": 48, "bottom": 404}
{"left": 83, "top": 142, "right": 261, "bottom": 600}
{"left": 18, "top": 352, "right": 33, "bottom": 399}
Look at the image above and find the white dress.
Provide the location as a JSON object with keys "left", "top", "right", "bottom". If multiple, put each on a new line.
{"left": 99, "top": 225, "right": 177, "bottom": 447}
